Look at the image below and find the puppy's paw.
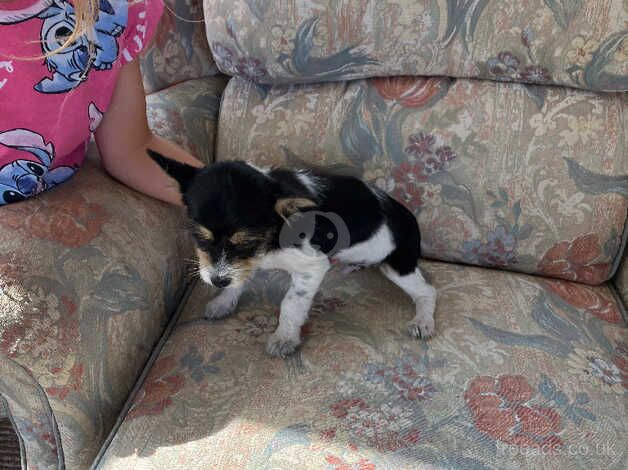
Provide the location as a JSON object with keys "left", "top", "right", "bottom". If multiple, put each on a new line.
{"left": 204, "top": 297, "right": 237, "bottom": 321}
{"left": 266, "top": 333, "right": 301, "bottom": 358}
{"left": 407, "top": 316, "right": 435, "bottom": 340}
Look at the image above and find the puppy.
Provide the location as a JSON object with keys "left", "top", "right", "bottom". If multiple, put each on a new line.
{"left": 149, "top": 150, "right": 437, "bottom": 357}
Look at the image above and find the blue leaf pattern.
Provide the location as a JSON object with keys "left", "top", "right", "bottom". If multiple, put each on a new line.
{"left": 442, "top": 0, "right": 490, "bottom": 52}
{"left": 468, "top": 317, "right": 572, "bottom": 356}
{"left": 340, "top": 87, "right": 382, "bottom": 168}
{"left": 539, "top": 375, "right": 597, "bottom": 426}
{"left": 565, "top": 157, "right": 628, "bottom": 198}
{"left": 543, "top": 0, "right": 583, "bottom": 28}
{"left": 531, "top": 295, "right": 589, "bottom": 344}
{"left": 279, "top": 17, "right": 379, "bottom": 82}
{"left": 582, "top": 31, "right": 628, "bottom": 93}
{"left": 179, "top": 346, "right": 224, "bottom": 383}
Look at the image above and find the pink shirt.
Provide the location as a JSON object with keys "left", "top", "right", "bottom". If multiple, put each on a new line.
{"left": 0, "top": 0, "right": 163, "bottom": 205}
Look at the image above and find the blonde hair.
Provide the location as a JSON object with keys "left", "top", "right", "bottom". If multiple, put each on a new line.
{"left": 53, "top": 0, "right": 99, "bottom": 56}
{"left": 0, "top": 0, "right": 102, "bottom": 59}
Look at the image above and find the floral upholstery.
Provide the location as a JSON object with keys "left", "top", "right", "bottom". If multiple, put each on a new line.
{"left": 146, "top": 76, "right": 228, "bottom": 164}
{"left": 203, "top": 0, "right": 628, "bottom": 91}
{"left": 141, "top": 0, "right": 218, "bottom": 94}
{"left": 2, "top": 0, "right": 627, "bottom": 468}
{"left": 0, "top": 145, "right": 194, "bottom": 469}
{"left": 95, "top": 262, "right": 627, "bottom": 469}
{"left": 0, "top": 7, "right": 227, "bottom": 468}
{"left": 216, "top": 76, "right": 627, "bottom": 284}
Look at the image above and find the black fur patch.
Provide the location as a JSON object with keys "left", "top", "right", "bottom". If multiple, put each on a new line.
{"left": 148, "top": 150, "right": 422, "bottom": 276}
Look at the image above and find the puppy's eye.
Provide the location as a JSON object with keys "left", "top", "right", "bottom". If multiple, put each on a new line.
{"left": 197, "top": 239, "right": 211, "bottom": 251}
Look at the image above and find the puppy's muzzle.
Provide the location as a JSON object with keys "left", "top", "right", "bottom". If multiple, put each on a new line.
{"left": 196, "top": 248, "right": 242, "bottom": 288}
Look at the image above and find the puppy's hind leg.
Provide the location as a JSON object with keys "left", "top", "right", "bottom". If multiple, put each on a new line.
{"left": 380, "top": 263, "right": 437, "bottom": 339}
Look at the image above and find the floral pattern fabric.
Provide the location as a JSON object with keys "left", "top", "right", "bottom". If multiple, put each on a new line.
{"left": 146, "top": 76, "right": 228, "bottom": 164}
{"left": 0, "top": 145, "right": 194, "bottom": 469}
{"left": 141, "top": 0, "right": 219, "bottom": 94}
{"left": 203, "top": 0, "right": 628, "bottom": 91}
{"left": 0, "top": 26, "right": 226, "bottom": 468}
{"left": 96, "top": 262, "right": 627, "bottom": 469}
{"left": 216, "top": 76, "right": 627, "bottom": 284}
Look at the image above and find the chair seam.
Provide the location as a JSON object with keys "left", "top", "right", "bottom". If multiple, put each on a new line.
{"left": 90, "top": 278, "right": 198, "bottom": 469}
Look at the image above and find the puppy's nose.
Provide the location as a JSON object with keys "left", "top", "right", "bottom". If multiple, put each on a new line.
{"left": 211, "top": 276, "right": 231, "bottom": 288}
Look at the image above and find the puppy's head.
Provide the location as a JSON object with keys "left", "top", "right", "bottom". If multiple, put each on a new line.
{"left": 149, "top": 150, "right": 315, "bottom": 288}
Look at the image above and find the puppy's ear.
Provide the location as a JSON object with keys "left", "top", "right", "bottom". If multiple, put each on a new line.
{"left": 275, "top": 197, "right": 317, "bottom": 221}
{"left": 148, "top": 149, "right": 199, "bottom": 193}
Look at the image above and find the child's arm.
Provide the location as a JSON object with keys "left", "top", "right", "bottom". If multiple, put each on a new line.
{"left": 95, "top": 59, "right": 203, "bottom": 206}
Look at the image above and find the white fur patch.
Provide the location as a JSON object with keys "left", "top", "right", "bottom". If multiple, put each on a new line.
{"left": 197, "top": 249, "right": 214, "bottom": 284}
{"left": 333, "top": 223, "right": 395, "bottom": 265}
{"left": 260, "top": 241, "right": 329, "bottom": 273}
{"left": 296, "top": 170, "right": 321, "bottom": 196}
{"left": 199, "top": 266, "right": 212, "bottom": 284}
{"left": 200, "top": 250, "right": 232, "bottom": 286}
{"left": 272, "top": 268, "right": 326, "bottom": 336}
{"left": 380, "top": 266, "right": 432, "bottom": 301}
{"left": 246, "top": 162, "right": 270, "bottom": 175}
{"left": 380, "top": 265, "right": 437, "bottom": 338}
{"left": 259, "top": 242, "right": 331, "bottom": 356}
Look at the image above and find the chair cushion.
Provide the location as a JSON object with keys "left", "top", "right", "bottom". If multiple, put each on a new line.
{"left": 95, "top": 262, "right": 627, "bottom": 469}
{"left": 146, "top": 75, "right": 228, "bottom": 164}
{"left": 203, "top": 0, "right": 628, "bottom": 91}
{"left": 216, "top": 76, "right": 628, "bottom": 284}
{"left": 0, "top": 148, "right": 191, "bottom": 469}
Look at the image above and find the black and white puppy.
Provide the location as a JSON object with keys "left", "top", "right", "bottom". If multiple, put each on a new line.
{"left": 149, "top": 150, "right": 437, "bottom": 357}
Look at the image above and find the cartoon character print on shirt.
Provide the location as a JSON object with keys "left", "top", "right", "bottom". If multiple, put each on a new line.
{"left": 0, "top": 60, "right": 13, "bottom": 91}
{"left": 88, "top": 102, "right": 104, "bottom": 132}
{"left": 0, "top": 128, "right": 76, "bottom": 204}
{"left": 0, "top": 0, "right": 128, "bottom": 94}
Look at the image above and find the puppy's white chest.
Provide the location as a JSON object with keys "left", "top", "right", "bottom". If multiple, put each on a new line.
{"left": 260, "top": 223, "right": 395, "bottom": 274}
{"left": 260, "top": 243, "right": 329, "bottom": 273}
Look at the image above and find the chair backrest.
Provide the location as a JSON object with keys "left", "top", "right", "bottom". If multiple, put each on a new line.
{"left": 203, "top": 0, "right": 627, "bottom": 92}
{"left": 141, "top": 0, "right": 218, "bottom": 93}
{"left": 204, "top": 1, "right": 628, "bottom": 284}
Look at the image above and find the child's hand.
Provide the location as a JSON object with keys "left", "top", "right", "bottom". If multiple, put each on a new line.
{"left": 94, "top": 60, "right": 204, "bottom": 206}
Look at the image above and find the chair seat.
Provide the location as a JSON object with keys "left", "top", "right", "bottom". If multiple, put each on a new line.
{"left": 0, "top": 148, "right": 194, "bottom": 469}
{"left": 95, "top": 261, "right": 627, "bottom": 469}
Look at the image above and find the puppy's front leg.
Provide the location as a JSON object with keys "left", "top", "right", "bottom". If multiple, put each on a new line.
{"left": 266, "top": 260, "right": 330, "bottom": 357}
{"left": 204, "top": 284, "right": 244, "bottom": 321}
